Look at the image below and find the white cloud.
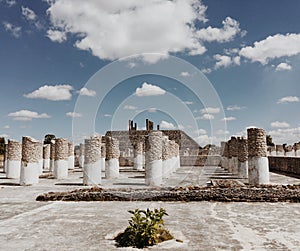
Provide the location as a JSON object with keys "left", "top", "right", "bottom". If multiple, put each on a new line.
{"left": 201, "top": 113, "right": 214, "bottom": 120}
{"left": 196, "top": 134, "right": 218, "bottom": 146}
{"left": 239, "top": 33, "right": 300, "bottom": 64}
{"left": 277, "top": 96, "right": 299, "bottom": 104}
{"left": 46, "top": 29, "right": 67, "bottom": 43}
{"left": 214, "top": 54, "right": 240, "bottom": 69}
{"left": 0, "top": 134, "right": 10, "bottom": 138}
{"left": 8, "top": 110, "right": 51, "bottom": 121}
{"left": 180, "top": 71, "right": 190, "bottom": 77}
{"left": 104, "top": 114, "right": 112, "bottom": 117}
{"left": 200, "top": 107, "right": 220, "bottom": 114}
{"left": 5, "top": 0, "right": 16, "bottom": 7}
{"left": 21, "top": 6, "right": 37, "bottom": 21}
{"left": 183, "top": 101, "right": 193, "bottom": 105}
{"left": 135, "top": 82, "right": 166, "bottom": 97}
{"left": 24, "top": 84, "right": 73, "bottom": 101}
{"left": 148, "top": 108, "right": 157, "bottom": 113}
{"left": 3, "top": 22, "right": 21, "bottom": 38}
{"left": 66, "top": 112, "right": 82, "bottom": 118}
{"left": 196, "top": 17, "right": 241, "bottom": 43}
{"left": 269, "top": 127, "right": 300, "bottom": 144}
{"left": 3, "top": 125, "right": 10, "bottom": 129}
{"left": 194, "top": 128, "right": 207, "bottom": 135}
{"left": 201, "top": 68, "right": 212, "bottom": 74}
{"left": 77, "top": 87, "right": 96, "bottom": 97}
{"left": 270, "top": 121, "right": 290, "bottom": 128}
{"left": 123, "top": 105, "right": 137, "bottom": 110}
{"left": 160, "top": 120, "right": 175, "bottom": 129}
{"left": 221, "top": 116, "right": 236, "bottom": 121}
{"left": 216, "top": 129, "right": 230, "bottom": 135}
{"left": 275, "top": 62, "right": 292, "bottom": 71}
{"left": 226, "top": 105, "right": 246, "bottom": 111}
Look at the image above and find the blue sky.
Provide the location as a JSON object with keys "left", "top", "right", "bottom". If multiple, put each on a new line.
{"left": 1, "top": 0, "right": 300, "bottom": 145}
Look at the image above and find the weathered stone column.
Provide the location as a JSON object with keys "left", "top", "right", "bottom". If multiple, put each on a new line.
{"left": 36, "top": 142, "right": 43, "bottom": 175}
{"left": 276, "top": 145, "right": 284, "bottom": 156}
{"left": 43, "top": 144, "right": 50, "bottom": 170}
{"left": 20, "top": 136, "right": 40, "bottom": 185}
{"left": 227, "top": 139, "right": 232, "bottom": 172}
{"left": 145, "top": 131, "right": 163, "bottom": 186}
{"left": 174, "top": 141, "right": 180, "bottom": 171}
{"left": 49, "top": 140, "right": 55, "bottom": 172}
{"left": 268, "top": 146, "right": 276, "bottom": 156}
{"left": 162, "top": 137, "right": 171, "bottom": 178}
{"left": 54, "top": 138, "right": 68, "bottom": 179}
{"left": 247, "top": 128, "right": 269, "bottom": 185}
{"left": 231, "top": 137, "right": 238, "bottom": 174}
{"left": 79, "top": 143, "right": 85, "bottom": 168}
{"left": 100, "top": 137, "right": 106, "bottom": 171}
{"left": 237, "top": 138, "right": 248, "bottom": 179}
{"left": 105, "top": 137, "right": 120, "bottom": 179}
{"left": 133, "top": 138, "right": 144, "bottom": 171}
{"left": 68, "top": 142, "right": 74, "bottom": 170}
{"left": 3, "top": 143, "right": 8, "bottom": 173}
{"left": 83, "top": 136, "right": 102, "bottom": 185}
{"left": 284, "top": 145, "right": 294, "bottom": 157}
{"left": 294, "top": 142, "right": 300, "bottom": 157}
{"left": 6, "top": 140, "right": 21, "bottom": 178}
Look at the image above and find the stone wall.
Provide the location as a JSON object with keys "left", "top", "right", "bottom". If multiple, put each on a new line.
{"left": 268, "top": 156, "right": 300, "bottom": 176}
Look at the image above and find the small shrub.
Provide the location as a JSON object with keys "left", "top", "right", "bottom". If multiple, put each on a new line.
{"left": 114, "top": 207, "right": 173, "bottom": 249}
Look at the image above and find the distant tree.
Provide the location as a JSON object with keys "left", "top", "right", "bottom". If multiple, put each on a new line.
{"left": 0, "top": 137, "right": 5, "bottom": 155}
{"left": 44, "top": 134, "right": 56, "bottom": 144}
{"left": 266, "top": 135, "right": 274, "bottom": 146}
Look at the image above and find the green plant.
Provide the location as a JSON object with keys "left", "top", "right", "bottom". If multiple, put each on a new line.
{"left": 114, "top": 207, "right": 173, "bottom": 249}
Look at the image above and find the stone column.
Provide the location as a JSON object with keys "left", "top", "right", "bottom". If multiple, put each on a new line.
{"left": 105, "top": 137, "right": 120, "bottom": 179}
{"left": 145, "top": 131, "right": 163, "bottom": 186}
{"left": 247, "top": 128, "right": 269, "bottom": 185}
{"left": 269, "top": 146, "right": 276, "bottom": 156}
{"left": 231, "top": 137, "right": 238, "bottom": 174}
{"left": 276, "top": 145, "right": 284, "bottom": 156}
{"left": 3, "top": 143, "right": 8, "bottom": 173}
{"left": 294, "top": 142, "right": 300, "bottom": 157}
{"left": 83, "top": 136, "right": 102, "bottom": 185}
{"left": 68, "top": 142, "right": 74, "bottom": 170}
{"left": 162, "top": 137, "right": 170, "bottom": 178}
{"left": 49, "top": 140, "right": 55, "bottom": 172}
{"left": 133, "top": 138, "right": 144, "bottom": 171}
{"left": 227, "top": 139, "right": 232, "bottom": 172}
{"left": 20, "top": 136, "right": 40, "bottom": 185}
{"left": 237, "top": 138, "right": 248, "bottom": 179}
{"left": 284, "top": 145, "right": 293, "bottom": 157}
{"left": 43, "top": 144, "right": 50, "bottom": 171}
{"left": 79, "top": 143, "right": 85, "bottom": 168}
{"left": 54, "top": 138, "right": 68, "bottom": 179}
{"left": 174, "top": 141, "right": 180, "bottom": 171}
{"left": 100, "top": 137, "right": 106, "bottom": 171}
{"left": 36, "top": 142, "right": 43, "bottom": 175}
{"left": 6, "top": 140, "right": 21, "bottom": 178}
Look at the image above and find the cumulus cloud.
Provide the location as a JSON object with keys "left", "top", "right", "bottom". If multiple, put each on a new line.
{"left": 66, "top": 112, "right": 82, "bottom": 118}
{"left": 104, "top": 114, "right": 112, "bottom": 117}
{"left": 275, "top": 62, "right": 292, "bottom": 71}
{"left": 196, "top": 17, "right": 241, "bottom": 42}
{"left": 160, "top": 120, "right": 175, "bottom": 129}
{"left": 226, "top": 105, "right": 246, "bottom": 111}
{"left": 196, "top": 134, "right": 218, "bottom": 146}
{"left": 148, "top": 108, "right": 157, "bottom": 113}
{"left": 270, "top": 121, "right": 290, "bottom": 128}
{"left": 200, "top": 113, "right": 214, "bottom": 120}
{"left": 216, "top": 129, "right": 230, "bottom": 135}
{"left": 123, "top": 105, "right": 137, "bottom": 110}
{"left": 200, "top": 107, "right": 220, "bottom": 114}
{"left": 8, "top": 110, "right": 51, "bottom": 121}
{"left": 277, "top": 96, "right": 299, "bottom": 104}
{"left": 239, "top": 33, "right": 300, "bottom": 64}
{"left": 180, "top": 71, "right": 191, "bottom": 77}
{"left": 194, "top": 128, "right": 207, "bottom": 135}
{"left": 24, "top": 84, "right": 73, "bottom": 101}
{"left": 183, "top": 101, "right": 193, "bottom": 105}
{"left": 3, "top": 125, "right": 10, "bottom": 129}
{"left": 21, "top": 6, "right": 37, "bottom": 21}
{"left": 3, "top": 22, "right": 21, "bottom": 38}
{"left": 269, "top": 127, "right": 300, "bottom": 144}
{"left": 77, "top": 87, "right": 96, "bottom": 97}
{"left": 221, "top": 116, "right": 236, "bottom": 121}
{"left": 135, "top": 82, "right": 166, "bottom": 97}
{"left": 5, "top": 0, "right": 16, "bottom": 7}
{"left": 46, "top": 29, "right": 67, "bottom": 43}
{"left": 214, "top": 54, "right": 240, "bottom": 69}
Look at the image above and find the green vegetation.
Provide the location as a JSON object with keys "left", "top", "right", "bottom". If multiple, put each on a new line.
{"left": 114, "top": 208, "right": 173, "bottom": 249}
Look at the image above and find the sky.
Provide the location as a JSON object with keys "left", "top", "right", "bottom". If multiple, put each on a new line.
{"left": 0, "top": 0, "right": 300, "bottom": 146}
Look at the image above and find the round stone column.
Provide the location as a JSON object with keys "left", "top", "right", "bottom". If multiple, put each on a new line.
{"left": 145, "top": 131, "right": 163, "bottom": 186}
{"left": 6, "top": 140, "right": 21, "bottom": 179}
{"left": 49, "top": 140, "right": 55, "bottom": 172}
{"left": 237, "top": 138, "right": 248, "bottom": 179}
{"left": 133, "top": 138, "right": 144, "bottom": 171}
{"left": 20, "top": 136, "right": 40, "bottom": 185}
{"left": 284, "top": 145, "right": 294, "bottom": 157}
{"left": 247, "top": 128, "right": 269, "bottom": 185}
{"left": 100, "top": 137, "right": 106, "bottom": 171}
{"left": 36, "top": 141, "right": 43, "bottom": 175}
{"left": 220, "top": 141, "right": 228, "bottom": 170}
{"left": 83, "top": 136, "right": 102, "bottom": 185}
{"left": 169, "top": 140, "right": 177, "bottom": 173}
{"left": 43, "top": 144, "right": 50, "bottom": 171}
{"left": 276, "top": 145, "right": 284, "bottom": 156}
{"left": 174, "top": 141, "right": 180, "bottom": 171}
{"left": 294, "top": 142, "right": 300, "bottom": 157}
{"left": 54, "top": 138, "right": 68, "bottom": 179}
{"left": 105, "top": 137, "right": 120, "bottom": 179}
{"left": 68, "top": 142, "right": 74, "bottom": 170}
{"left": 227, "top": 138, "right": 233, "bottom": 173}
{"left": 3, "top": 143, "right": 8, "bottom": 173}
{"left": 79, "top": 143, "right": 85, "bottom": 168}
{"left": 231, "top": 137, "right": 238, "bottom": 174}
{"left": 162, "top": 137, "right": 170, "bottom": 178}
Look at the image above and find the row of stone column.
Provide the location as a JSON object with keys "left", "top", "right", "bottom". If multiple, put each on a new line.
{"left": 267, "top": 143, "right": 300, "bottom": 157}
{"left": 5, "top": 137, "right": 75, "bottom": 185}
{"left": 221, "top": 128, "right": 269, "bottom": 185}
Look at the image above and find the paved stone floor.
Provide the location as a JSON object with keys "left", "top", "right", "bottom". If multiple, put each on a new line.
{"left": 0, "top": 166, "right": 300, "bottom": 250}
